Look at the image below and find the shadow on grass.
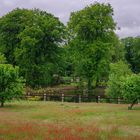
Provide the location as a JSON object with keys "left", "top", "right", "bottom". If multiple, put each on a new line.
{"left": 131, "top": 106, "right": 140, "bottom": 110}
{"left": 1, "top": 101, "right": 39, "bottom": 111}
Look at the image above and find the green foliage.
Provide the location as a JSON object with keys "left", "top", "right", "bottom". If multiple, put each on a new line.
{"left": 60, "top": 46, "right": 74, "bottom": 77}
{"left": 68, "top": 3, "right": 116, "bottom": 41}
{"left": 0, "top": 8, "right": 65, "bottom": 88}
{"left": 121, "top": 74, "right": 140, "bottom": 101}
{"left": 0, "top": 53, "right": 6, "bottom": 64}
{"left": 68, "top": 2, "right": 116, "bottom": 90}
{"left": 104, "top": 59, "right": 140, "bottom": 109}
{"left": 122, "top": 37, "right": 140, "bottom": 73}
{"left": 0, "top": 64, "right": 24, "bottom": 107}
{"left": 111, "top": 37, "right": 125, "bottom": 62}
{"left": 106, "top": 61, "right": 132, "bottom": 98}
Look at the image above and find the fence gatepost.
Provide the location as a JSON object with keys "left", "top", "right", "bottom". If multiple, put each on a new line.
{"left": 118, "top": 97, "right": 121, "bottom": 104}
{"left": 62, "top": 94, "right": 64, "bottom": 103}
{"left": 98, "top": 96, "right": 100, "bottom": 103}
{"left": 44, "top": 94, "right": 47, "bottom": 101}
{"left": 79, "top": 95, "right": 81, "bottom": 103}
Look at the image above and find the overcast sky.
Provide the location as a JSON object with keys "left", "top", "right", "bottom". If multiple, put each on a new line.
{"left": 0, "top": 0, "right": 140, "bottom": 38}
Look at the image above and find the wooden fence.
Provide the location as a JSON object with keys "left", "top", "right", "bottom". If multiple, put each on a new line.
{"left": 24, "top": 93, "right": 132, "bottom": 104}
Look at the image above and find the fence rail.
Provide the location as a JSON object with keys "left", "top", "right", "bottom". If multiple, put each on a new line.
{"left": 23, "top": 93, "right": 132, "bottom": 104}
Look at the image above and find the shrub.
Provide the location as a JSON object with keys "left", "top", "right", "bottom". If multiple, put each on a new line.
{"left": 106, "top": 61, "right": 132, "bottom": 98}
{"left": 121, "top": 74, "right": 140, "bottom": 109}
{"left": 0, "top": 64, "right": 24, "bottom": 107}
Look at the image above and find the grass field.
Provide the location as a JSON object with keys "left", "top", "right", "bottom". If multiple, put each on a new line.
{"left": 0, "top": 101, "right": 140, "bottom": 140}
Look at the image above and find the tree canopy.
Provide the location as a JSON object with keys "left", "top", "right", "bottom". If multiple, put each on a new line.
{"left": 122, "top": 37, "right": 140, "bottom": 73}
{"left": 0, "top": 8, "right": 65, "bottom": 88}
{"left": 68, "top": 3, "right": 117, "bottom": 91}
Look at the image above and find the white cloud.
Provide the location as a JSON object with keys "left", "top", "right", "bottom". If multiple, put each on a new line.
{"left": 116, "top": 26, "right": 140, "bottom": 38}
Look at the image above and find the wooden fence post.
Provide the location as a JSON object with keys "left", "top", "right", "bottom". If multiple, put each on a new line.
{"left": 118, "top": 97, "right": 121, "bottom": 104}
{"left": 79, "top": 95, "right": 81, "bottom": 103}
{"left": 98, "top": 96, "right": 100, "bottom": 103}
{"left": 44, "top": 94, "right": 47, "bottom": 101}
{"left": 62, "top": 94, "right": 64, "bottom": 103}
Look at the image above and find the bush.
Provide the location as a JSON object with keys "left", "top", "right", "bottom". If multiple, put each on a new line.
{"left": 121, "top": 74, "right": 140, "bottom": 109}
{"left": 106, "top": 61, "right": 140, "bottom": 109}
{"left": 106, "top": 61, "right": 132, "bottom": 98}
{"left": 0, "top": 64, "right": 24, "bottom": 107}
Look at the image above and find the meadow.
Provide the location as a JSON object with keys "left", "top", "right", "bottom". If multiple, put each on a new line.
{"left": 0, "top": 101, "right": 140, "bottom": 140}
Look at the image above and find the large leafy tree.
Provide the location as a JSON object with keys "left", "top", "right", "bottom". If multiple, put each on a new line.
{"left": 68, "top": 2, "right": 116, "bottom": 91}
{"left": 0, "top": 64, "right": 24, "bottom": 107}
{"left": 122, "top": 37, "right": 140, "bottom": 73}
{"left": 0, "top": 8, "right": 65, "bottom": 88}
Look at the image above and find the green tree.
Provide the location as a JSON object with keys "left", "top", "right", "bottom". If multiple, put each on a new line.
{"left": 0, "top": 64, "right": 24, "bottom": 107}
{"left": 120, "top": 74, "right": 140, "bottom": 109}
{"left": 106, "top": 61, "right": 132, "bottom": 98}
{"left": 122, "top": 37, "right": 140, "bottom": 73}
{"left": 0, "top": 8, "right": 65, "bottom": 88}
{"left": 68, "top": 2, "right": 116, "bottom": 91}
{"left": 0, "top": 8, "right": 32, "bottom": 65}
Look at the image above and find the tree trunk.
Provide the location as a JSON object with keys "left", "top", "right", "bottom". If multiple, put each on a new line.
{"left": 0, "top": 101, "right": 4, "bottom": 107}
{"left": 0, "top": 97, "right": 4, "bottom": 107}
{"left": 128, "top": 99, "right": 137, "bottom": 110}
